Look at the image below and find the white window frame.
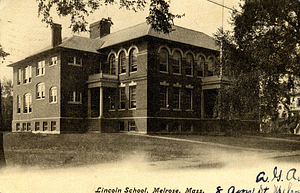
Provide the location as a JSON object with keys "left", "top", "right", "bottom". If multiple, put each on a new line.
{"left": 17, "top": 68, "right": 22, "bottom": 85}
{"left": 35, "top": 122, "right": 40, "bottom": 131}
{"left": 24, "top": 65, "right": 32, "bottom": 83}
{"left": 51, "top": 121, "right": 56, "bottom": 131}
{"left": 119, "top": 52, "right": 126, "bottom": 74}
{"left": 68, "top": 56, "right": 82, "bottom": 67}
{"left": 159, "top": 49, "right": 168, "bottom": 73}
{"left": 186, "top": 88, "right": 193, "bottom": 110}
{"left": 129, "top": 85, "right": 137, "bottom": 109}
{"left": 50, "top": 56, "right": 58, "bottom": 66}
{"left": 109, "top": 55, "right": 116, "bottom": 75}
{"left": 186, "top": 54, "right": 193, "bottom": 76}
{"left": 160, "top": 85, "right": 169, "bottom": 109}
{"left": 119, "top": 87, "right": 126, "bottom": 109}
{"left": 37, "top": 60, "right": 45, "bottom": 76}
{"left": 24, "top": 93, "right": 32, "bottom": 114}
{"left": 173, "top": 51, "right": 181, "bottom": 74}
{"left": 17, "top": 95, "right": 21, "bottom": 114}
{"left": 129, "top": 49, "right": 138, "bottom": 73}
{"left": 49, "top": 87, "right": 57, "bottom": 103}
{"left": 43, "top": 121, "right": 48, "bottom": 131}
{"left": 68, "top": 91, "right": 82, "bottom": 104}
{"left": 173, "top": 87, "right": 181, "bottom": 110}
{"left": 36, "top": 83, "right": 45, "bottom": 99}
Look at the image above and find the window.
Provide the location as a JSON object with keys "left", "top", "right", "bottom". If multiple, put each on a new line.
{"left": 24, "top": 66, "right": 32, "bottom": 83}
{"left": 108, "top": 88, "right": 117, "bottom": 110}
{"left": 43, "top": 121, "right": 48, "bottom": 131}
{"left": 50, "top": 87, "right": 57, "bottom": 103}
{"left": 27, "top": 123, "right": 31, "bottom": 131}
{"left": 24, "top": 93, "right": 32, "bottom": 113}
{"left": 16, "top": 123, "right": 20, "bottom": 131}
{"left": 109, "top": 55, "right": 116, "bottom": 75}
{"left": 297, "top": 98, "right": 300, "bottom": 107}
{"left": 17, "top": 95, "right": 21, "bottom": 113}
{"left": 37, "top": 60, "right": 45, "bottom": 76}
{"left": 22, "top": 123, "right": 27, "bottom": 131}
{"left": 17, "top": 68, "right": 22, "bottom": 85}
{"left": 68, "top": 56, "right": 82, "bottom": 66}
{"left": 119, "top": 87, "right": 126, "bottom": 109}
{"left": 159, "top": 48, "right": 168, "bottom": 72}
{"left": 207, "top": 57, "right": 214, "bottom": 76}
{"left": 35, "top": 122, "right": 40, "bottom": 131}
{"left": 173, "top": 87, "right": 181, "bottom": 109}
{"left": 173, "top": 51, "right": 181, "bottom": 74}
{"left": 160, "top": 85, "right": 168, "bottom": 108}
{"left": 186, "top": 89, "right": 193, "bottom": 110}
{"left": 36, "top": 83, "right": 45, "bottom": 99}
{"left": 129, "top": 48, "right": 137, "bottom": 72}
{"left": 51, "top": 121, "right": 56, "bottom": 131}
{"left": 129, "top": 86, "right": 136, "bottom": 109}
{"left": 197, "top": 56, "right": 205, "bottom": 77}
{"left": 128, "top": 121, "right": 136, "bottom": 131}
{"left": 50, "top": 56, "right": 57, "bottom": 66}
{"left": 69, "top": 91, "right": 82, "bottom": 103}
{"left": 186, "top": 54, "right": 193, "bottom": 76}
{"left": 119, "top": 52, "right": 126, "bottom": 74}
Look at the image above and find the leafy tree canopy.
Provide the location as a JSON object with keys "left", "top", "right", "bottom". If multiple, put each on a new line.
{"left": 216, "top": 0, "right": 300, "bottom": 121}
{"left": 37, "top": 0, "right": 184, "bottom": 34}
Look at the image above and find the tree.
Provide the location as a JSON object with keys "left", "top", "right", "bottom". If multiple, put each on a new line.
{"left": 37, "top": 0, "right": 184, "bottom": 34}
{"left": 1, "top": 78, "right": 13, "bottom": 131}
{"left": 215, "top": 0, "right": 300, "bottom": 122}
{"left": 0, "top": 45, "right": 9, "bottom": 60}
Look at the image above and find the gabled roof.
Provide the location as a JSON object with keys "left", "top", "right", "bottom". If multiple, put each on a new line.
{"left": 8, "top": 22, "right": 218, "bottom": 67}
{"left": 98, "top": 22, "right": 218, "bottom": 51}
{"left": 8, "top": 36, "right": 104, "bottom": 66}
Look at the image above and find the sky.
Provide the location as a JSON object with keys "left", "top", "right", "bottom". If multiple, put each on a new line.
{"left": 0, "top": 0, "right": 242, "bottom": 81}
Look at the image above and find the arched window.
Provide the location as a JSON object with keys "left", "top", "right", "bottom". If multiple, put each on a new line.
{"left": 109, "top": 54, "right": 116, "bottom": 75}
{"left": 173, "top": 51, "right": 181, "bottom": 74}
{"left": 186, "top": 53, "right": 194, "bottom": 76}
{"left": 197, "top": 55, "right": 205, "bottom": 77}
{"left": 159, "top": 48, "right": 168, "bottom": 72}
{"left": 49, "top": 87, "right": 57, "bottom": 103}
{"left": 207, "top": 57, "right": 214, "bottom": 76}
{"left": 129, "top": 48, "right": 138, "bottom": 72}
{"left": 36, "top": 83, "right": 45, "bottom": 99}
{"left": 24, "top": 93, "right": 32, "bottom": 113}
{"left": 119, "top": 51, "right": 126, "bottom": 74}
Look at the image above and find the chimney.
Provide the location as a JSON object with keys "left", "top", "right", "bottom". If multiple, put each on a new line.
{"left": 51, "top": 23, "right": 62, "bottom": 47}
{"left": 90, "top": 18, "right": 111, "bottom": 39}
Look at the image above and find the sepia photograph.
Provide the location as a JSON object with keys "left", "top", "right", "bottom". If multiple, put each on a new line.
{"left": 1, "top": 0, "right": 300, "bottom": 192}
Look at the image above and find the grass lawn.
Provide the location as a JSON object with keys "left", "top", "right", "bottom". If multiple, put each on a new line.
{"left": 4, "top": 132, "right": 300, "bottom": 169}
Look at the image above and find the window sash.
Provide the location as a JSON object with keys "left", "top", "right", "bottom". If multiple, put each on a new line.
{"left": 159, "top": 50, "right": 168, "bottom": 72}
{"left": 51, "top": 121, "right": 56, "bottom": 131}
{"left": 43, "top": 122, "right": 48, "bottom": 131}
{"left": 130, "top": 86, "right": 136, "bottom": 108}
{"left": 37, "top": 61, "right": 45, "bottom": 76}
{"left": 130, "top": 49, "right": 137, "bottom": 72}
{"left": 119, "top": 53, "right": 126, "bottom": 74}
{"left": 50, "top": 87, "right": 57, "bottom": 103}
{"left": 119, "top": 87, "right": 126, "bottom": 109}
{"left": 109, "top": 55, "right": 116, "bottom": 75}
{"left": 50, "top": 56, "right": 57, "bottom": 66}
{"left": 173, "top": 52, "right": 181, "bottom": 74}
{"left": 24, "top": 94, "right": 32, "bottom": 113}
{"left": 37, "top": 83, "right": 45, "bottom": 99}
{"left": 186, "top": 89, "right": 192, "bottom": 110}
{"left": 186, "top": 55, "right": 193, "bottom": 76}
{"left": 35, "top": 122, "right": 40, "bottom": 131}
{"left": 160, "top": 86, "right": 168, "bottom": 108}
{"left": 173, "top": 87, "right": 181, "bottom": 109}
